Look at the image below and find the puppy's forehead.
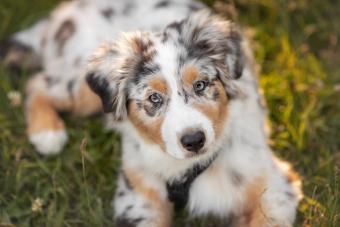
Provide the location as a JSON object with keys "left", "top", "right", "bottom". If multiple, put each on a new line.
{"left": 152, "top": 36, "right": 216, "bottom": 89}
{"left": 130, "top": 30, "right": 217, "bottom": 96}
{"left": 153, "top": 38, "right": 181, "bottom": 92}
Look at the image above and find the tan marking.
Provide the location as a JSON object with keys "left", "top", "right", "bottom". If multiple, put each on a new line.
{"left": 233, "top": 177, "right": 272, "bottom": 227}
{"left": 128, "top": 101, "right": 165, "bottom": 149}
{"left": 54, "top": 84, "right": 102, "bottom": 116}
{"left": 72, "top": 82, "right": 102, "bottom": 116}
{"left": 275, "top": 158, "right": 303, "bottom": 200}
{"left": 26, "top": 75, "right": 101, "bottom": 137}
{"left": 285, "top": 167, "right": 303, "bottom": 201}
{"left": 27, "top": 94, "right": 65, "bottom": 135}
{"left": 285, "top": 165, "right": 301, "bottom": 185}
{"left": 245, "top": 177, "right": 268, "bottom": 227}
{"left": 193, "top": 81, "right": 228, "bottom": 138}
{"left": 149, "top": 77, "right": 168, "bottom": 94}
{"left": 52, "top": 98, "right": 72, "bottom": 112}
{"left": 183, "top": 65, "right": 199, "bottom": 86}
{"left": 124, "top": 169, "right": 173, "bottom": 227}
{"left": 130, "top": 36, "right": 143, "bottom": 55}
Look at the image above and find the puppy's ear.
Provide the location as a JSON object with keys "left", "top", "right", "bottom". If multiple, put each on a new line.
{"left": 86, "top": 32, "right": 155, "bottom": 121}
{"left": 181, "top": 10, "right": 244, "bottom": 97}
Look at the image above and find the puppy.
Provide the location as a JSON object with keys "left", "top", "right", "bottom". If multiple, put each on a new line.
{"left": 3, "top": 0, "right": 302, "bottom": 226}
{"left": 86, "top": 10, "right": 302, "bottom": 227}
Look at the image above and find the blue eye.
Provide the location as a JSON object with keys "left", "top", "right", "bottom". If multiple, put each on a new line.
{"left": 149, "top": 93, "right": 163, "bottom": 104}
{"left": 193, "top": 80, "right": 207, "bottom": 92}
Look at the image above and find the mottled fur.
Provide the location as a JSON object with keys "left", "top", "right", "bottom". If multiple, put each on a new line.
{"left": 3, "top": 0, "right": 302, "bottom": 226}
{"left": 87, "top": 10, "right": 302, "bottom": 227}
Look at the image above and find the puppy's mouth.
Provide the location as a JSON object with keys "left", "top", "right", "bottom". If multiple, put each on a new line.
{"left": 183, "top": 148, "right": 207, "bottom": 158}
{"left": 166, "top": 144, "right": 210, "bottom": 160}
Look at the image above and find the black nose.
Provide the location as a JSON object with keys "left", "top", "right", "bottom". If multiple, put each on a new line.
{"left": 180, "top": 131, "right": 206, "bottom": 153}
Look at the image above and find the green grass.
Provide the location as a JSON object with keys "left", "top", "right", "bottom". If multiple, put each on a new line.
{"left": 0, "top": 0, "right": 339, "bottom": 226}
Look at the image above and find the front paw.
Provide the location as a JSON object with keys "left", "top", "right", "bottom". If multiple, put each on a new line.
{"left": 29, "top": 129, "right": 68, "bottom": 155}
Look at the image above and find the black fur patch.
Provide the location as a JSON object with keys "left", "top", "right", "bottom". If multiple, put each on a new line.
{"left": 45, "top": 76, "right": 60, "bottom": 87}
{"left": 0, "top": 39, "right": 31, "bottom": 58}
{"left": 167, "top": 21, "right": 183, "bottom": 34}
{"left": 117, "top": 191, "right": 126, "bottom": 197}
{"left": 101, "top": 8, "right": 115, "bottom": 20}
{"left": 86, "top": 72, "right": 114, "bottom": 113}
{"left": 154, "top": 0, "right": 171, "bottom": 8}
{"left": 121, "top": 171, "right": 133, "bottom": 190}
{"left": 183, "top": 91, "right": 189, "bottom": 104}
{"left": 222, "top": 33, "right": 244, "bottom": 80}
{"left": 187, "top": 37, "right": 213, "bottom": 60}
{"left": 67, "top": 79, "right": 75, "bottom": 95}
{"left": 166, "top": 153, "right": 218, "bottom": 210}
{"left": 133, "top": 63, "right": 160, "bottom": 85}
{"left": 1, "top": 39, "right": 42, "bottom": 73}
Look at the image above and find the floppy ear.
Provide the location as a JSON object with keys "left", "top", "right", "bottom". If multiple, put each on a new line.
{"left": 86, "top": 32, "right": 155, "bottom": 121}
{"left": 181, "top": 10, "right": 244, "bottom": 97}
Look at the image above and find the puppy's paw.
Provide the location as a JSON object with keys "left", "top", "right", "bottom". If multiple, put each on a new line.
{"left": 29, "top": 130, "right": 68, "bottom": 155}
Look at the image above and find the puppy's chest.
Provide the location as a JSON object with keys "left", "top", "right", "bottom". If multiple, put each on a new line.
{"left": 187, "top": 163, "right": 245, "bottom": 216}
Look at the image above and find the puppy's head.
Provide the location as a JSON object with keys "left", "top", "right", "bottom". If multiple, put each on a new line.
{"left": 87, "top": 11, "right": 244, "bottom": 159}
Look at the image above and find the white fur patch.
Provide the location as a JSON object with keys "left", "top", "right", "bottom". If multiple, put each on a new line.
{"left": 29, "top": 130, "right": 68, "bottom": 155}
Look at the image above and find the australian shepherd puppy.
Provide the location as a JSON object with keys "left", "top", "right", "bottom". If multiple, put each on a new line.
{"left": 3, "top": 0, "right": 302, "bottom": 226}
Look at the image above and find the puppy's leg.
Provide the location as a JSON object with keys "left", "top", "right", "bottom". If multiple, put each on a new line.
{"left": 236, "top": 163, "right": 302, "bottom": 227}
{"left": 26, "top": 74, "right": 70, "bottom": 155}
{"left": 114, "top": 169, "right": 173, "bottom": 227}
{"left": 26, "top": 74, "right": 102, "bottom": 154}
{"left": 259, "top": 160, "right": 302, "bottom": 227}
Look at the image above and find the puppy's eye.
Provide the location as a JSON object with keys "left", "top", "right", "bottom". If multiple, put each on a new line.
{"left": 149, "top": 93, "right": 163, "bottom": 104}
{"left": 193, "top": 80, "right": 207, "bottom": 93}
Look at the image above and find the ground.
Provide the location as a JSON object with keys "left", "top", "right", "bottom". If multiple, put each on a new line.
{"left": 0, "top": 0, "right": 339, "bottom": 226}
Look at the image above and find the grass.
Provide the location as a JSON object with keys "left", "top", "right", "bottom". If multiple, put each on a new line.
{"left": 0, "top": 0, "right": 339, "bottom": 226}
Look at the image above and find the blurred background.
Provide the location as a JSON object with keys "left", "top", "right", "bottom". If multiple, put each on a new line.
{"left": 0, "top": 0, "right": 339, "bottom": 226}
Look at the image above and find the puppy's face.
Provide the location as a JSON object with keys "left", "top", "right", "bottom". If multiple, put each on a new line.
{"left": 87, "top": 11, "right": 244, "bottom": 159}
{"left": 127, "top": 59, "right": 229, "bottom": 159}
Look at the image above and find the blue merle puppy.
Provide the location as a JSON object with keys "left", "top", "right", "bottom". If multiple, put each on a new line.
{"left": 2, "top": 0, "right": 302, "bottom": 226}
{"left": 86, "top": 10, "right": 302, "bottom": 227}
